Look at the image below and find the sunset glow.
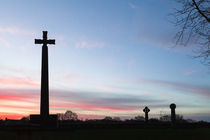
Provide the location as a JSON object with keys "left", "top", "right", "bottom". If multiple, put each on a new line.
{"left": 0, "top": 0, "right": 209, "bottom": 122}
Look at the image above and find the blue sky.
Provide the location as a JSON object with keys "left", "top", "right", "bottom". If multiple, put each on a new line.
{"left": 0, "top": 0, "right": 209, "bottom": 121}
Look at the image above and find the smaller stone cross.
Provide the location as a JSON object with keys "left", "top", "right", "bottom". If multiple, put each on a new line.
{"left": 143, "top": 106, "right": 150, "bottom": 122}
{"left": 170, "top": 103, "right": 176, "bottom": 124}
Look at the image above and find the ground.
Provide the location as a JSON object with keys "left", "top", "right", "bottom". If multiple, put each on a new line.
{"left": 0, "top": 128, "right": 210, "bottom": 140}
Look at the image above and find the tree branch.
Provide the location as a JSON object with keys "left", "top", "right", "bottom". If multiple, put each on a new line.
{"left": 192, "top": 0, "right": 210, "bottom": 22}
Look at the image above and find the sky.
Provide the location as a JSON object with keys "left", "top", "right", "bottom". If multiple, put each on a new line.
{"left": 0, "top": 0, "right": 209, "bottom": 121}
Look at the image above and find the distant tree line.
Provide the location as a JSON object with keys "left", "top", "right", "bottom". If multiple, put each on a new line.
{"left": 55, "top": 110, "right": 195, "bottom": 123}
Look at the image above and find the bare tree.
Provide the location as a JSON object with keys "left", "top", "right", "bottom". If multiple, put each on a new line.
{"left": 113, "top": 117, "right": 121, "bottom": 121}
{"left": 58, "top": 110, "right": 78, "bottom": 120}
{"left": 134, "top": 115, "right": 144, "bottom": 121}
{"left": 172, "top": 0, "right": 210, "bottom": 65}
{"left": 160, "top": 115, "right": 171, "bottom": 122}
{"left": 103, "top": 116, "right": 113, "bottom": 121}
{"left": 159, "top": 114, "right": 184, "bottom": 122}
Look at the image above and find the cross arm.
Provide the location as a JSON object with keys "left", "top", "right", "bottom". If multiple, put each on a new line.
{"left": 46, "top": 40, "right": 55, "bottom": 45}
{"left": 35, "top": 39, "right": 44, "bottom": 44}
{"left": 34, "top": 39, "right": 55, "bottom": 45}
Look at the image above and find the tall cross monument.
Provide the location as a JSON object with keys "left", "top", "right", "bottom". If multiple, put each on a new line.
{"left": 35, "top": 31, "right": 55, "bottom": 122}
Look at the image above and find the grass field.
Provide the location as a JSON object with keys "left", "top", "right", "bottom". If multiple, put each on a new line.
{"left": 0, "top": 128, "right": 210, "bottom": 140}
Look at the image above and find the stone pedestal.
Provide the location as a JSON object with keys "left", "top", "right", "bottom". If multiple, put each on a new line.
{"left": 30, "top": 114, "right": 58, "bottom": 128}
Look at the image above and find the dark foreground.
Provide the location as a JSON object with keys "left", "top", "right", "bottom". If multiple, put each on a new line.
{"left": 1, "top": 128, "right": 210, "bottom": 140}
{"left": 1, "top": 120, "right": 210, "bottom": 140}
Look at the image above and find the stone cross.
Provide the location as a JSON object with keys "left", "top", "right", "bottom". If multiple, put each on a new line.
{"left": 170, "top": 103, "right": 176, "bottom": 124}
{"left": 143, "top": 106, "right": 150, "bottom": 122}
{"left": 35, "top": 31, "right": 55, "bottom": 123}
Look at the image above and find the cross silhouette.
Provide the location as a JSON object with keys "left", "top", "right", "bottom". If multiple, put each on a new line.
{"left": 143, "top": 106, "right": 150, "bottom": 122}
{"left": 34, "top": 31, "right": 55, "bottom": 125}
{"left": 143, "top": 106, "right": 150, "bottom": 113}
{"left": 170, "top": 103, "right": 176, "bottom": 124}
{"left": 35, "top": 31, "right": 55, "bottom": 46}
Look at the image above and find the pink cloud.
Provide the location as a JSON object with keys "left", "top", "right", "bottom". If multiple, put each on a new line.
{"left": 159, "top": 93, "right": 168, "bottom": 97}
{"left": 51, "top": 102, "right": 137, "bottom": 112}
{"left": 0, "top": 89, "right": 39, "bottom": 119}
{"left": 0, "top": 26, "right": 36, "bottom": 35}
{"left": 0, "top": 94, "right": 31, "bottom": 102}
{"left": 0, "top": 27, "right": 19, "bottom": 34}
{"left": 0, "top": 88, "right": 140, "bottom": 120}
{"left": 0, "top": 89, "right": 39, "bottom": 107}
{"left": 0, "top": 87, "right": 207, "bottom": 121}
{"left": 184, "top": 70, "right": 196, "bottom": 76}
{"left": 0, "top": 92, "right": 37, "bottom": 102}
{"left": 142, "top": 90, "right": 150, "bottom": 94}
{"left": 64, "top": 74, "right": 82, "bottom": 80}
{"left": 0, "top": 89, "right": 39, "bottom": 106}
{"left": 0, "top": 77, "right": 39, "bottom": 87}
{"left": 0, "top": 88, "right": 167, "bottom": 120}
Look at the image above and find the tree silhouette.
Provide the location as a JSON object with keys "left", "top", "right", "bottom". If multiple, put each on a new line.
{"left": 103, "top": 116, "right": 113, "bottom": 121}
{"left": 58, "top": 110, "right": 78, "bottom": 120}
{"left": 134, "top": 116, "right": 144, "bottom": 121}
{"left": 160, "top": 115, "right": 171, "bottom": 122}
{"left": 171, "top": 0, "right": 210, "bottom": 65}
{"left": 113, "top": 117, "right": 121, "bottom": 121}
{"left": 160, "top": 114, "right": 184, "bottom": 122}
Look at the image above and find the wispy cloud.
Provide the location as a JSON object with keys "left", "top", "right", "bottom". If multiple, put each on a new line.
{"left": 96, "top": 85, "right": 139, "bottom": 93}
{"left": 56, "top": 73, "right": 85, "bottom": 89}
{"left": 50, "top": 89, "right": 165, "bottom": 112}
{"left": 0, "top": 88, "right": 207, "bottom": 120}
{"left": 0, "top": 38, "right": 11, "bottom": 48}
{"left": 128, "top": 2, "right": 136, "bottom": 9}
{"left": 0, "top": 88, "right": 164, "bottom": 119}
{"left": 0, "top": 77, "right": 39, "bottom": 87}
{"left": 142, "top": 90, "right": 150, "bottom": 94}
{"left": 140, "top": 79, "right": 210, "bottom": 98}
{"left": 77, "top": 114, "right": 105, "bottom": 120}
{"left": 75, "top": 40, "right": 105, "bottom": 48}
{"left": 0, "top": 89, "right": 38, "bottom": 100}
{"left": 0, "top": 26, "right": 36, "bottom": 36}
{"left": 64, "top": 73, "right": 82, "bottom": 80}
{"left": 116, "top": 77, "right": 210, "bottom": 98}
{"left": 184, "top": 70, "right": 196, "bottom": 76}
{"left": 52, "top": 102, "right": 136, "bottom": 112}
